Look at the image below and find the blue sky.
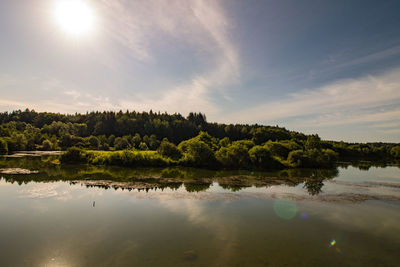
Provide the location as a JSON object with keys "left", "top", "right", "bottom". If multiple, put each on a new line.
{"left": 0, "top": 0, "right": 399, "bottom": 142}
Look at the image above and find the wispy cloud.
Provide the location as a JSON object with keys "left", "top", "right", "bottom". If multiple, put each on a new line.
{"left": 379, "top": 128, "right": 400, "bottom": 135}
{"left": 119, "top": 77, "right": 218, "bottom": 115}
{"left": 226, "top": 67, "right": 400, "bottom": 129}
{"left": 372, "top": 122, "right": 400, "bottom": 129}
{"left": 0, "top": 75, "right": 119, "bottom": 113}
{"left": 1, "top": 0, "right": 239, "bottom": 117}
{"left": 95, "top": 0, "right": 239, "bottom": 115}
{"left": 321, "top": 45, "right": 400, "bottom": 72}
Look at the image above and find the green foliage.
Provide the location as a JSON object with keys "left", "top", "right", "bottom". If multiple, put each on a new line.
{"left": 138, "top": 142, "right": 149, "bottom": 150}
{"left": 0, "top": 109, "right": 398, "bottom": 168}
{"left": 248, "top": 145, "right": 284, "bottom": 169}
{"left": 83, "top": 150, "right": 171, "bottom": 167}
{"left": 180, "top": 131, "right": 219, "bottom": 151}
{"left": 61, "top": 147, "right": 85, "bottom": 163}
{"left": 215, "top": 141, "right": 251, "bottom": 168}
{"left": 219, "top": 137, "right": 230, "bottom": 148}
{"left": 88, "top": 136, "right": 100, "bottom": 149}
{"left": 107, "top": 134, "right": 116, "bottom": 147}
{"left": 131, "top": 133, "right": 141, "bottom": 147}
{"left": 0, "top": 138, "right": 8, "bottom": 154}
{"left": 305, "top": 135, "right": 321, "bottom": 150}
{"left": 158, "top": 140, "right": 182, "bottom": 160}
{"left": 148, "top": 134, "right": 160, "bottom": 150}
{"left": 13, "top": 133, "right": 27, "bottom": 151}
{"left": 390, "top": 146, "right": 400, "bottom": 158}
{"left": 97, "top": 135, "right": 109, "bottom": 150}
{"left": 232, "top": 140, "right": 255, "bottom": 150}
{"left": 114, "top": 137, "right": 130, "bottom": 150}
{"left": 42, "top": 140, "right": 53, "bottom": 151}
{"left": 264, "top": 141, "right": 290, "bottom": 159}
{"left": 179, "top": 138, "right": 216, "bottom": 168}
{"left": 279, "top": 140, "right": 302, "bottom": 151}
{"left": 287, "top": 149, "right": 338, "bottom": 168}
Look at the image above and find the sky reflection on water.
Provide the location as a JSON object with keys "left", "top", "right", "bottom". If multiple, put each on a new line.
{"left": 0, "top": 160, "right": 399, "bottom": 266}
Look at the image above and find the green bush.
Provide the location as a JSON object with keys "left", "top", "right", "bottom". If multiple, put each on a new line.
{"left": 264, "top": 141, "right": 290, "bottom": 159}
{"left": 115, "top": 137, "right": 130, "bottom": 150}
{"left": 61, "top": 147, "right": 85, "bottom": 163}
{"left": 248, "top": 145, "right": 284, "bottom": 169}
{"left": 138, "top": 142, "right": 149, "bottom": 150}
{"left": 84, "top": 150, "right": 171, "bottom": 167}
{"left": 287, "top": 149, "right": 338, "bottom": 168}
{"left": 42, "top": 140, "right": 52, "bottom": 151}
{"left": 179, "top": 139, "right": 216, "bottom": 168}
{"left": 0, "top": 138, "right": 8, "bottom": 154}
{"left": 215, "top": 141, "right": 251, "bottom": 168}
{"left": 305, "top": 135, "right": 321, "bottom": 150}
{"left": 287, "top": 150, "right": 305, "bottom": 168}
{"left": 158, "top": 140, "right": 182, "bottom": 160}
{"left": 218, "top": 137, "right": 230, "bottom": 148}
{"left": 390, "top": 146, "right": 400, "bottom": 158}
{"left": 88, "top": 136, "right": 100, "bottom": 149}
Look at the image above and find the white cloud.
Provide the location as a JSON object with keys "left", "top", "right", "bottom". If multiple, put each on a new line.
{"left": 225, "top": 67, "right": 400, "bottom": 129}
{"left": 0, "top": 75, "right": 119, "bottom": 113}
{"left": 1, "top": 0, "right": 239, "bottom": 117}
{"left": 119, "top": 77, "right": 218, "bottom": 114}
{"left": 95, "top": 0, "right": 239, "bottom": 115}
{"left": 64, "top": 90, "right": 81, "bottom": 100}
{"left": 379, "top": 128, "right": 400, "bottom": 135}
{"left": 371, "top": 121, "right": 400, "bottom": 128}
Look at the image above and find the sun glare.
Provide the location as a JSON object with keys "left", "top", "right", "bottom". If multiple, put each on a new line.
{"left": 54, "top": 0, "right": 95, "bottom": 37}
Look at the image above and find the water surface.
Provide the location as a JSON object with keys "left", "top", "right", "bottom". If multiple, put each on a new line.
{"left": 0, "top": 155, "right": 399, "bottom": 266}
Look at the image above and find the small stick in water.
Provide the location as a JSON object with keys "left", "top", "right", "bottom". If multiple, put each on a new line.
{"left": 93, "top": 201, "right": 95, "bottom": 207}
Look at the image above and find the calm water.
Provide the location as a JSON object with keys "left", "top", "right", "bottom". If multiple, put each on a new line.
{"left": 0, "top": 154, "right": 399, "bottom": 267}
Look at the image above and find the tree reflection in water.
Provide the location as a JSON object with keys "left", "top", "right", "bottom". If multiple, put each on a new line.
{"left": 0, "top": 155, "right": 348, "bottom": 195}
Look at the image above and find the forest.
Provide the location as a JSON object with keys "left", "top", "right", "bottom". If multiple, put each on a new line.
{"left": 0, "top": 109, "right": 399, "bottom": 170}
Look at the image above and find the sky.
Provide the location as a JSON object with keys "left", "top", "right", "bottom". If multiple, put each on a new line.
{"left": 0, "top": 0, "right": 399, "bottom": 142}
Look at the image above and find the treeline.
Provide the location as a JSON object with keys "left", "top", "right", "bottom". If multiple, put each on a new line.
{"left": 1, "top": 109, "right": 399, "bottom": 169}
{"left": 0, "top": 109, "right": 305, "bottom": 152}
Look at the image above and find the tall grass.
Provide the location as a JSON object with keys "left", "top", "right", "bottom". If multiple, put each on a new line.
{"left": 62, "top": 147, "right": 176, "bottom": 167}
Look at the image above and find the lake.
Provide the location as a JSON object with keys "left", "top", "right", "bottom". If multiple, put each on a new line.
{"left": 0, "top": 153, "right": 399, "bottom": 266}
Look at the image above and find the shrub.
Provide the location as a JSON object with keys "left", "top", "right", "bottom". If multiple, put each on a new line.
{"left": 84, "top": 150, "right": 171, "bottom": 167}
{"left": 219, "top": 137, "right": 230, "bottom": 148}
{"left": 287, "top": 150, "right": 306, "bottom": 168}
{"left": 88, "top": 136, "right": 100, "bottom": 149}
{"left": 0, "top": 138, "right": 8, "bottom": 154}
{"left": 264, "top": 141, "right": 290, "bottom": 159}
{"left": 232, "top": 140, "right": 255, "bottom": 150}
{"left": 13, "top": 133, "right": 27, "bottom": 151}
{"left": 42, "top": 140, "right": 52, "bottom": 151}
{"left": 287, "top": 149, "right": 338, "bottom": 168}
{"left": 179, "top": 139, "right": 216, "bottom": 167}
{"left": 139, "top": 142, "right": 149, "bottom": 150}
{"left": 158, "top": 140, "right": 182, "bottom": 160}
{"left": 215, "top": 142, "right": 251, "bottom": 168}
{"left": 391, "top": 146, "right": 400, "bottom": 158}
{"left": 61, "top": 147, "right": 85, "bottom": 163}
{"left": 114, "top": 137, "right": 130, "bottom": 150}
{"left": 248, "top": 145, "right": 284, "bottom": 169}
{"left": 179, "top": 131, "right": 219, "bottom": 151}
{"left": 305, "top": 135, "right": 321, "bottom": 150}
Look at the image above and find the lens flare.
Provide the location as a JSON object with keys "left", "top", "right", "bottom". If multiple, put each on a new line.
{"left": 273, "top": 199, "right": 297, "bottom": 220}
{"left": 330, "top": 239, "right": 336, "bottom": 246}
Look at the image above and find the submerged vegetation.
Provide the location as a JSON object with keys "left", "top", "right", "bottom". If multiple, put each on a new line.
{"left": 1, "top": 109, "right": 399, "bottom": 170}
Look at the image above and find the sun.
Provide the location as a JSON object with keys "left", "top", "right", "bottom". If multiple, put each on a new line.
{"left": 54, "top": 0, "right": 95, "bottom": 37}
